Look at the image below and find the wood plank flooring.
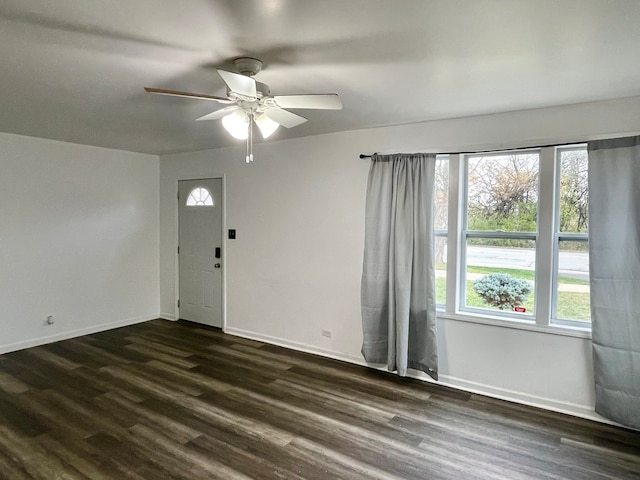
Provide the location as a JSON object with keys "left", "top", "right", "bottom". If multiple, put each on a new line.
{"left": 0, "top": 319, "right": 638, "bottom": 479}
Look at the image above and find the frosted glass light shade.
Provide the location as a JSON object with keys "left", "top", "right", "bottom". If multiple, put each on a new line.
{"left": 221, "top": 110, "right": 249, "bottom": 139}
{"left": 255, "top": 113, "right": 280, "bottom": 139}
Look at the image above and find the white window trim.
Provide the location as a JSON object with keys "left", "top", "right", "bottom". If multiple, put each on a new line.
{"left": 440, "top": 146, "right": 591, "bottom": 337}
{"left": 535, "top": 146, "right": 556, "bottom": 325}
{"left": 551, "top": 145, "right": 589, "bottom": 327}
{"left": 438, "top": 312, "right": 592, "bottom": 339}
{"left": 445, "top": 154, "right": 461, "bottom": 315}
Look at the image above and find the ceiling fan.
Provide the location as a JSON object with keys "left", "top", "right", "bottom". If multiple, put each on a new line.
{"left": 145, "top": 57, "right": 342, "bottom": 162}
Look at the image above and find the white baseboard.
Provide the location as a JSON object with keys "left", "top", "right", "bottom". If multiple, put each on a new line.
{"left": 224, "top": 326, "right": 612, "bottom": 425}
{"left": 433, "top": 374, "right": 601, "bottom": 421}
{"left": 224, "top": 327, "right": 365, "bottom": 364}
{"left": 0, "top": 314, "right": 158, "bottom": 355}
{"left": 160, "top": 312, "right": 177, "bottom": 321}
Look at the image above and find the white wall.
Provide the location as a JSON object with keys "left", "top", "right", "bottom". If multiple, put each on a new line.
{"left": 160, "top": 95, "right": 640, "bottom": 421}
{"left": 0, "top": 132, "right": 160, "bottom": 352}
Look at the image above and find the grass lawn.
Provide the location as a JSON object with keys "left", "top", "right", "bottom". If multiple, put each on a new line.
{"left": 556, "top": 291, "right": 591, "bottom": 322}
{"left": 435, "top": 265, "right": 590, "bottom": 322}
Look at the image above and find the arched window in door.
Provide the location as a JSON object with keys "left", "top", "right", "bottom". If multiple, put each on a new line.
{"left": 186, "top": 187, "right": 214, "bottom": 207}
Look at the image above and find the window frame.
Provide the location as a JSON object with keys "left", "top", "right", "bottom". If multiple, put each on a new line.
{"left": 434, "top": 154, "right": 450, "bottom": 308}
{"left": 551, "top": 145, "right": 589, "bottom": 328}
{"left": 459, "top": 148, "right": 540, "bottom": 320}
{"left": 439, "top": 145, "right": 591, "bottom": 335}
{"left": 185, "top": 187, "right": 215, "bottom": 207}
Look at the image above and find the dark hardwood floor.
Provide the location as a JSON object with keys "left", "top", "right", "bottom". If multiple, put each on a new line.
{"left": 0, "top": 320, "right": 638, "bottom": 479}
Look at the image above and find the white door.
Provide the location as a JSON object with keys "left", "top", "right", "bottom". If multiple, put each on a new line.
{"left": 178, "top": 178, "right": 223, "bottom": 327}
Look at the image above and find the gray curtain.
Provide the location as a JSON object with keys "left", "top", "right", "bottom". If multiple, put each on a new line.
{"left": 588, "top": 135, "right": 640, "bottom": 429}
{"left": 361, "top": 153, "right": 438, "bottom": 380}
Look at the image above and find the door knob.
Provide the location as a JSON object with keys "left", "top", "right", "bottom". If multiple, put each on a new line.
{"left": 214, "top": 263, "right": 221, "bottom": 269}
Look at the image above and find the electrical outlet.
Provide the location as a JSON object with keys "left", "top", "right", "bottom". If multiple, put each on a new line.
{"left": 321, "top": 329, "right": 332, "bottom": 338}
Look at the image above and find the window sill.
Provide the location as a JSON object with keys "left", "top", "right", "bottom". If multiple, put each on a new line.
{"left": 436, "top": 311, "right": 592, "bottom": 339}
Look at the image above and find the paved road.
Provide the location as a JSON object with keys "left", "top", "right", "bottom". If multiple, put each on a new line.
{"left": 465, "top": 245, "right": 589, "bottom": 280}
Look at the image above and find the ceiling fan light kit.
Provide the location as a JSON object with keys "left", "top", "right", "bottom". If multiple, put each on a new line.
{"left": 221, "top": 110, "right": 249, "bottom": 140}
{"left": 145, "top": 57, "right": 342, "bottom": 163}
{"left": 254, "top": 113, "right": 280, "bottom": 139}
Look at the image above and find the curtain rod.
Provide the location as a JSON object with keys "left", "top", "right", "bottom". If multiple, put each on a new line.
{"left": 359, "top": 140, "right": 589, "bottom": 159}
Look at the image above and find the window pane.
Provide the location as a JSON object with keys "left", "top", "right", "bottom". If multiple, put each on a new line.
{"left": 559, "top": 148, "right": 588, "bottom": 233}
{"left": 556, "top": 240, "right": 590, "bottom": 323}
{"left": 434, "top": 155, "right": 449, "bottom": 308}
{"left": 435, "top": 234, "right": 447, "bottom": 306}
{"left": 186, "top": 187, "right": 214, "bottom": 207}
{"left": 434, "top": 155, "right": 449, "bottom": 231}
{"left": 465, "top": 238, "right": 536, "bottom": 314}
{"left": 466, "top": 152, "right": 539, "bottom": 232}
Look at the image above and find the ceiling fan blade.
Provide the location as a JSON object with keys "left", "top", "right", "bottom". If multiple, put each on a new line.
{"left": 196, "top": 106, "right": 238, "bottom": 121}
{"left": 273, "top": 94, "right": 342, "bottom": 110}
{"left": 263, "top": 108, "right": 307, "bottom": 128}
{"left": 217, "top": 69, "right": 257, "bottom": 99}
{"left": 144, "top": 87, "right": 232, "bottom": 103}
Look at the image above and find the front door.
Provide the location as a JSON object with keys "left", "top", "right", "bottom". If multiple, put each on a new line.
{"left": 178, "top": 178, "right": 223, "bottom": 327}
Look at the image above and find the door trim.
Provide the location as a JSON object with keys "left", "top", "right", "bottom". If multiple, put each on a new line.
{"left": 173, "top": 175, "right": 227, "bottom": 330}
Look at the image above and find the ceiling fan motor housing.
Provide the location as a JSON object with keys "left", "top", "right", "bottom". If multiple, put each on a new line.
{"left": 233, "top": 57, "right": 263, "bottom": 77}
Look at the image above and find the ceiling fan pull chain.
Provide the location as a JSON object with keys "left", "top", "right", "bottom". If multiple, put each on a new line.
{"left": 246, "top": 114, "right": 254, "bottom": 163}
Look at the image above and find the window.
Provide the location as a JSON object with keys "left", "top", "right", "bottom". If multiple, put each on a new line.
{"left": 434, "top": 155, "right": 449, "bottom": 306}
{"left": 463, "top": 151, "right": 539, "bottom": 317}
{"left": 438, "top": 144, "right": 590, "bottom": 331}
{"left": 554, "top": 147, "right": 590, "bottom": 325}
{"left": 186, "top": 187, "right": 214, "bottom": 207}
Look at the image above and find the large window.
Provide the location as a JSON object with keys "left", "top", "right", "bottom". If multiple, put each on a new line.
{"left": 437, "top": 145, "right": 590, "bottom": 331}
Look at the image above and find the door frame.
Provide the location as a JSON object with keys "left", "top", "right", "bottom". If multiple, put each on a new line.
{"left": 173, "top": 175, "right": 227, "bottom": 330}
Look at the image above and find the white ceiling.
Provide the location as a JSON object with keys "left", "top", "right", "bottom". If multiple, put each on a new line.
{"left": 1, "top": 0, "right": 640, "bottom": 155}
